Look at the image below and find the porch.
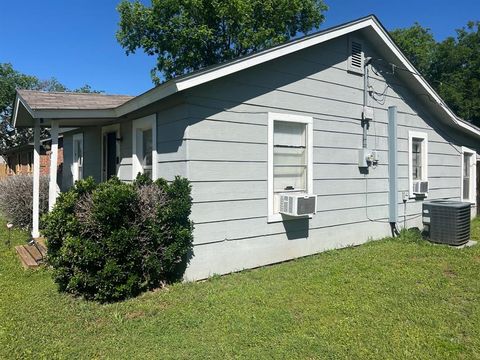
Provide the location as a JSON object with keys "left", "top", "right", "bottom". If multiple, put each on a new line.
{"left": 12, "top": 90, "right": 134, "bottom": 238}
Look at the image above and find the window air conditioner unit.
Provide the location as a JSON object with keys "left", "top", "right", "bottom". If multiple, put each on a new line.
{"left": 413, "top": 181, "right": 429, "bottom": 195}
{"left": 279, "top": 194, "right": 317, "bottom": 217}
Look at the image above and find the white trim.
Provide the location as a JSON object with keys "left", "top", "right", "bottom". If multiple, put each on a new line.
{"left": 408, "top": 131, "right": 428, "bottom": 198}
{"left": 72, "top": 133, "right": 84, "bottom": 183}
{"left": 132, "top": 114, "right": 157, "bottom": 181}
{"left": 48, "top": 121, "right": 60, "bottom": 211}
{"left": 267, "top": 112, "right": 313, "bottom": 223}
{"left": 32, "top": 119, "right": 40, "bottom": 238}
{"left": 115, "top": 19, "right": 374, "bottom": 118}
{"left": 101, "top": 124, "right": 121, "bottom": 181}
{"left": 461, "top": 146, "right": 477, "bottom": 204}
{"left": 111, "top": 16, "right": 480, "bottom": 141}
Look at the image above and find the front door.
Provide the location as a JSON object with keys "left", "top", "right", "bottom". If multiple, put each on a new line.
{"left": 103, "top": 132, "right": 117, "bottom": 180}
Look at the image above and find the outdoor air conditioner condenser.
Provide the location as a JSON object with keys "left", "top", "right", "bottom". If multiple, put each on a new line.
{"left": 422, "top": 200, "right": 471, "bottom": 246}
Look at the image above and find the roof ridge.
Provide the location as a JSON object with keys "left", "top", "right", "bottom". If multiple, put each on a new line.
{"left": 17, "top": 89, "right": 134, "bottom": 97}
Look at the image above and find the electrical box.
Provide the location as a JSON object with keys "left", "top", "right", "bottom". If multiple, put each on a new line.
{"left": 362, "top": 106, "right": 374, "bottom": 121}
{"left": 279, "top": 194, "right": 317, "bottom": 217}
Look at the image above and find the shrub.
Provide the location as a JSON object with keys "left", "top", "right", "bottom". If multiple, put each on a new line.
{"left": 0, "top": 175, "right": 49, "bottom": 229}
{"left": 42, "top": 175, "right": 194, "bottom": 302}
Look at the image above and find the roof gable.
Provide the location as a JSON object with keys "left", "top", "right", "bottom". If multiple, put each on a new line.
{"left": 11, "top": 15, "right": 480, "bottom": 139}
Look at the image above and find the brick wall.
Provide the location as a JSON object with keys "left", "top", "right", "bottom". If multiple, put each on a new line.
{"left": 4, "top": 147, "right": 64, "bottom": 178}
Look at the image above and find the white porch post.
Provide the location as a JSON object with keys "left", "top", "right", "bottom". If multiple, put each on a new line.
{"left": 48, "top": 120, "right": 59, "bottom": 211}
{"left": 32, "top": 118, "right": 40, "bottom": 238}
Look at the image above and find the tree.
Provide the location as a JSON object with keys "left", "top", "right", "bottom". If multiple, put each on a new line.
{"left": 391, "top": 21, "right": 480, "bottom": 126}
{"left": 117, "top": 0, "right": 327, "bottom": 83}
{"left": 0, "top": 63, "right": 100, "bottom": 152}
{"left": 0, "top": 63, "right": 48, "bottom": 152}
{"left": 432, "top": 22, "right": 480, "bottom": 124}
{"left": 390, "top": 23, "right": 436, "bottom": 80}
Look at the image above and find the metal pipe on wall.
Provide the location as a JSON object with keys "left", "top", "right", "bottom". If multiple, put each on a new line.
{"left": 388, "top": 106, "right": 399, "bottom": 225}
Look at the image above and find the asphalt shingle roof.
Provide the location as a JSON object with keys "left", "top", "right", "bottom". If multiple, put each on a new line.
{"left": 17, "top": 90, "right": 134, "bottom": 110}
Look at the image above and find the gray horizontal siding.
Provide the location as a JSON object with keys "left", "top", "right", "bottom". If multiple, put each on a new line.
{"left": 178, "top": 32, "right": 474, "bottom": 280}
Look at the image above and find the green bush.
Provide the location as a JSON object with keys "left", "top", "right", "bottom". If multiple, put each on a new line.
{"left": 42, "top": 175, "right": 193, "bottom": 302}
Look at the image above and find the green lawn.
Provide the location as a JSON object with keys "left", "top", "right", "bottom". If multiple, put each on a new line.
{"left": 1, "top": 219, "right": 480, "bottom": 359}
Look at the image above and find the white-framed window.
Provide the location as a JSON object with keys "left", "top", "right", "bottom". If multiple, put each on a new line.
{"left": 408, "top": 131, "right": 428, "bottom": 198}
{"left": 268, "top": 112, "right": 313, "bottom": 222}
{"left": 461, "top": 146, "right": 476, "bottom": 204}
{"left": 132, "top": 114, "right": 157, "bottom": 180}
{"left": 72, "top": 133, "right": 84, "bottom": 182}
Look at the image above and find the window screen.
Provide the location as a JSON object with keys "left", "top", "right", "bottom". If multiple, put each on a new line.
{"left": 273, "top": 121, "right": 307, "bottom": 193}
{"left": 463, "top": 153, "right": 471, "bottom": 200}
{"left": 412, "top": 138, "right": 423, "bottom": 181}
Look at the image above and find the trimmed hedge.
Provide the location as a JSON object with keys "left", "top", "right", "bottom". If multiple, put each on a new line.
{"left": 42, "top": 175, "right": 193, "bottom": 302}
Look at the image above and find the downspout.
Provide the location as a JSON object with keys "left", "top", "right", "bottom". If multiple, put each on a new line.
{"left": 388, "top": 106, "right": 399, "bottom": 236}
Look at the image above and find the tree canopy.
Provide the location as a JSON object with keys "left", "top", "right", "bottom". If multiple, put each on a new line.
{"left": 391, "top": 21, "right": 480, "bottom": 126}
{"left": 116, "top": 0, "right": 327, "bottom": 83}
{"left": 0, "top": 63, "right": 100, "bottom": 153}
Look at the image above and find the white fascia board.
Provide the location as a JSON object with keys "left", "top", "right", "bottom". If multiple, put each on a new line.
{"left": 34, "top": 109, "right": 117, "bottom": 120}
{"left": 115, "top": 18, "right": 375, "bottom": 118}
{"left": 12, "top": 94, "right": 36, "bottom": 127}
{"left": 115, "top": 81, "right": 179, "bottom": 117}
{"left": 455, "top": 119, "right": 480, "bottom": 137}
{"left": 175, "top": 19, "right": 375, "bottom": 92}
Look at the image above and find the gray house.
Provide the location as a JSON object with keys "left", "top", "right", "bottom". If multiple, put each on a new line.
{"left": 12, "top": 16, "right": 480, "bottom": 280}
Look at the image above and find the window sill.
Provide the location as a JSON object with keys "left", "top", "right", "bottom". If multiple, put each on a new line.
{"left": 267, "top": 213, "right": 312, "bottom": 223}
{"left": 409, "top": 193, "right": 428, "bottom": 200}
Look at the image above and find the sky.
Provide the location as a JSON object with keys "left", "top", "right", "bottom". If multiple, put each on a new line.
{"left": 0, "top": 0, "right": 479, "bottom": 96}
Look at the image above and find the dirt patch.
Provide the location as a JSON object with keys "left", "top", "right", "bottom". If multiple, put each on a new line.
{"left": 443, "top": 267, "right": 457, "bottom": 278}
{"left": 125, "top": 310, "right": 146, "bottom": 320}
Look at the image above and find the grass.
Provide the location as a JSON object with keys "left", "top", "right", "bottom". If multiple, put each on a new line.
{"left": 1, "top": 220, "right": 480, "bottom": 359}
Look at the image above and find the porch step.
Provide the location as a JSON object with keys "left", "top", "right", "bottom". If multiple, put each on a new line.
{"left": 15, "top": 238, "right": 47, "bottom": 269}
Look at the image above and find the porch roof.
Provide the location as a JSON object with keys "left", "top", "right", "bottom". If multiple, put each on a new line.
{"left": 13, "top": 90, "right": 134, "bottom": 128}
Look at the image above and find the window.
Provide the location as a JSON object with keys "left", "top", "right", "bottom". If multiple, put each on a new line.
{"left": 412, "top": 138, "right": 422, "bottom": 181}
{"left": 72, "top": 133, "right": 84, "bottom": 182}
{"left": 268, "top": 113, "right": 313, "bottom": 222}
{"left": 462, "top": 147, "right": 476, "bottom": 203}
{"left": 132, "top": 115, "right": 157, "bottom": 180}
{"left": 408, "top": 131, "right": 428, "bottom": 198}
